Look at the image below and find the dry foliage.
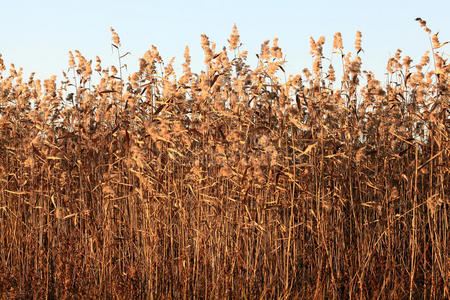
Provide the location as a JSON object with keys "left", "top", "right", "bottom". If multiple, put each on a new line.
{"left": 0, "top": 19, "right": 448, "bottom": 299}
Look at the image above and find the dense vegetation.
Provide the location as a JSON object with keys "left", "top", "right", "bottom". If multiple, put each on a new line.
{"left": 0, "top": 19, "right": 448, "bottom": 298}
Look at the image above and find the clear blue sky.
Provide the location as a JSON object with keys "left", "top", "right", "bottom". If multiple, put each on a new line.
{"left": 1, "top": 0, "right": 448, "bottom": 83}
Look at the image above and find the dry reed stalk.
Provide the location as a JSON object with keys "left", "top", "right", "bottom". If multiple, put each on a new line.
{"left": 0, "top": 19, "right": 448, "bottom": 299}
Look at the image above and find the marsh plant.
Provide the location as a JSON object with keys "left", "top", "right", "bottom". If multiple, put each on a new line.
{"left": 0, "top": 19, "right": 448, "bottom": 299}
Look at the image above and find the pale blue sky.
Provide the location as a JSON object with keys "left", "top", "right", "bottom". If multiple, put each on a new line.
{"left": 1, "top": 0, "right": 448, "bottom": 82}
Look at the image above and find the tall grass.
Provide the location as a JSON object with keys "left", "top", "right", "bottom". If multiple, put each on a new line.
{"left": 0, "top": 19, "right": 448, "bottom": 299}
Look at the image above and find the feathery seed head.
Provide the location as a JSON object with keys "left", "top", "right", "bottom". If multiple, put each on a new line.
{"left": 110, "top": 27, "right": 121, "bottom": 47}
{"left": 229, "top": 24, "right": 240, "bottom": 51}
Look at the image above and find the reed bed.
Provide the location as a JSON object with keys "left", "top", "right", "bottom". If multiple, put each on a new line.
{"left": 0, "top": 19, "right": 448, "bottom": 299}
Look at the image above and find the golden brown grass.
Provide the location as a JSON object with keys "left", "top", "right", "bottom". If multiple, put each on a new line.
{"left": 0, "top": 19, "right": 448, "bottom": 299}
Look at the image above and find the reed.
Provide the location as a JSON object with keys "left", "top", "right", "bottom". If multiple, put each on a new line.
{"left": 0, "top": 19, "right": 448, "bottom": 299}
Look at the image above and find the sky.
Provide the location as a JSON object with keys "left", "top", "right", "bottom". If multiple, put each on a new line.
{"left": 1, "top": 0, "right": 448, "bottom": 84}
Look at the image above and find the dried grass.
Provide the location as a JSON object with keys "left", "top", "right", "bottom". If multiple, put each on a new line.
{"left": 0, "top": 20, "right": 448, "bottom": 299}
